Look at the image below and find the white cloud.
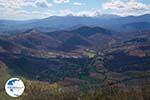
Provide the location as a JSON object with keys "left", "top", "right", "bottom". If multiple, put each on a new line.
{"left": 0, "top": 0, "right": 52, "bottom": 9}
{"left": 53, "top": 0, "right": 70, "bottom": 4}
{"left": 0, "top": 0, "right": 26, "bottom": 9}
{"left": 102, "top": 0, "right": 150, "bottom": 16}
{"left": 0, "top": 0, "right": 53, "bottom": 20}
{"left": 72, "top": 2, "right": 84, "bottom": 6}
{"left": 57, "top": 9, "right": 74, "bottom": 16}
{"left": 1, "top": 0, "right": 150, "bottom": 20}
{"left": 34, "top": 0, "right": 52, "bottom": 8}
{"left": 0, "top": 7, "right": 53, "bottom": 20}
{"left": 75, "top": 10, "right": 101, "bottom": 17}
{"left": 51, "top": 9, "right": 101, "bottom": 17}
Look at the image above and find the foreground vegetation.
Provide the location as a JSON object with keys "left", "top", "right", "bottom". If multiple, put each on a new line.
{"left": 0, "top": 55, "right": 150, "bottom": 100}
{"left": 22, "top": 82, "right": 150, "bottom": 100}
{"left": 1, "top": 76, "right": 150, "bottom": 100}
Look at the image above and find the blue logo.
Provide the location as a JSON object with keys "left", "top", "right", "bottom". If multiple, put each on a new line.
{"left": 5, "top": 78, "right": 25, "bottom": 97}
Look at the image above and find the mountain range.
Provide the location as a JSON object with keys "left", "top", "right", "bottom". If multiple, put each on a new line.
{"left": 0, "top": 14, "right": 150, "bottom": 98}
{"left": 1, "top": 14, "right": 150, "bottom": 34}
{"left": 0, "top": 24, "right": 149, "bottom": 83}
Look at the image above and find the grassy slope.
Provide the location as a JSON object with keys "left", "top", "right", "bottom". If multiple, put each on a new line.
{"left": 0, "top": 62, "right": 18, "bottom": 100}
{"left": 0, "top": 61, "right": 63, "bottom": 100}
{"left": 0, "top": 62, "right": 150, "bottom": 100}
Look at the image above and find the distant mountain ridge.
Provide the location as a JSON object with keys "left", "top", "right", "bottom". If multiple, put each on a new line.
{"left": 1, "top": 14, "right": 150, "bottom": 34}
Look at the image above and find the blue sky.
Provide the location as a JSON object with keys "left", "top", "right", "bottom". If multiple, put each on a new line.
{"left": 0, "top": 0, "right": 150, "bottom": 20}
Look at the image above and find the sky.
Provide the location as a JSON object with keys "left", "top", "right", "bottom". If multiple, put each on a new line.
{"left": 0, "top": 0, "right": 150, "bottom": 20}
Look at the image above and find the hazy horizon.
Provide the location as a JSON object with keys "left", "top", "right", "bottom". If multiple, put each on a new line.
{"left": 0, "top": 0, "right": 150, "bottom": 20}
